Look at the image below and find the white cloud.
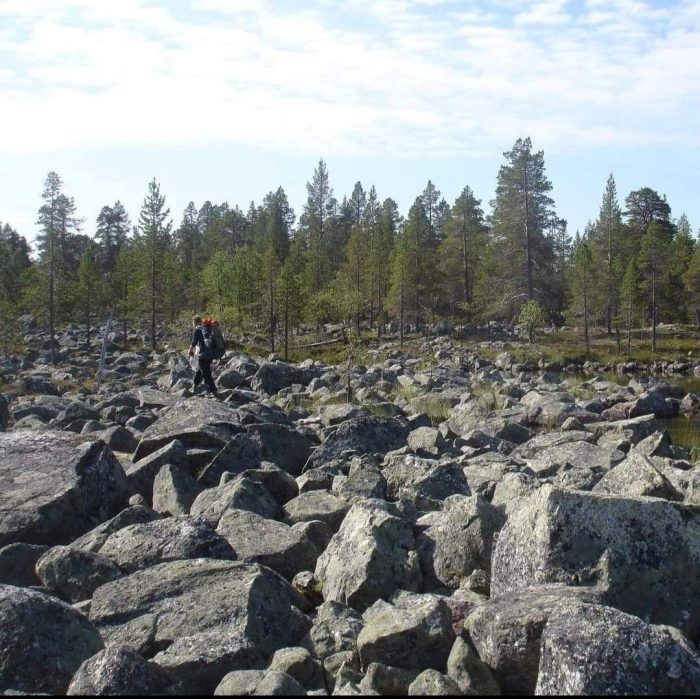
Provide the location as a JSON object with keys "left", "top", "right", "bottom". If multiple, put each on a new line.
{"left": 0, "top": 0, "right": 699, "bottom": 157}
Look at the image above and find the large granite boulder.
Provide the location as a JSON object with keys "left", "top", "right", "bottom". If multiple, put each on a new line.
{"left": 217, "top": 508, "right": 319, "bottom": 581}
{"left": 246, "top": 422, "right": 313, "bottom": 476}
{"left": 99, "top": 516, "right": 236, "bottom": 574}
{"left": 357, "top": 591, "right": 455, "bottom": 672}
{"left": 132, "top": 398, "right": 243, "bottom": 461}
{"left": 315, "top": 501, "right": 421, "bottom": 613}
{"left": 592, "top": 451, "right": 682, "bottom": 500}
{"left": 67, "top": 645, "right": 182, "bottom": 696}
{"left": 70, "top": 504, "right": 161, "bottom": 553}
{"left": 191, "top": 476, "right": 280, "bottom": 524}
{"left": 0, "top": 584, "right": 104, "bottom": 694}
{"left": 491, "top": 485, "right": 700, "bottom": 639}
{"left": 284, "top": 490, "right": 350, "bottom": 531}
{"left": 0, "top": 542, "right": 48, "bottom": 586}
{"left": 152, "top": 464, "right": 203, "bottom": 516}
{"left": 126, "top": 439, "right": 188, "bottom": 502}
{"left": 466, "top": 584, "right": 604, "bottom": 694}
{"left": 90, "top": 559, "right": 311, "bottom": 686}
{"left": 302, "top": 600, "right": 364, "bottom": 660}
{"left": 306, "top": 416, "right": 410, "bottom": 469}
{"left": 536, "top": 602, "right": 700, "bottom": 695}
{"left": 35, "top": 545, "right": 121, "bottom": 602}
{"left": 250, "top": 361, "right": 304, "bottom": 395}
{"left": 416, "top": 495, "right": 505, "bottom": 590}
{"left": 198, "top": 433, "right": 262, "bottom": 487}
{"left": 0, "top": 431, "right": 128, "bottom": 547}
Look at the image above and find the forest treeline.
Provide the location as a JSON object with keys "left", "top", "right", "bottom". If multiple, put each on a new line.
{"left": 2, "top": 137, "right": 700, "bottom": 358}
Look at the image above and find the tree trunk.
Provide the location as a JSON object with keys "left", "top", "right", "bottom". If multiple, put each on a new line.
{"left": 651, "top": 272, "right": 657, "bottom": 352}
{"left": 399, "top": 284, "right": 404, "bottom": 349}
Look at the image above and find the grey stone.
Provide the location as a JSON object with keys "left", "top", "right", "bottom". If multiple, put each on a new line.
{"left": 303, "top": 601, "right": 364, "bottom": 660}
{"left": 198, "top": 433, "right": 262, "bottom": 487}
{"left": 241, "top": 463, "right": 299, "bottom": 505}
{"left": 536, "top": 602, "right": 700, "bottom": 695}
{"left": 359, "top": 663, "right": 418, "bottom": 696}
{"left": 67, "top": 645, "right": 182, "bottom": 696}
{"left": 246, "top": 422, "right": 313, "bottom": 477}
{"left": 0, "top": 431, "right": 128, "bottom": 547}
{"left": 407, "top": 427, "right": 448, "bottom": 457}
{"left": 292, "top": 519, "right": 335, "bottom": 554}
{"left": 99, "top": 516, "right": 236, "bottom": 574}
{"left": 269, "top": 646, "right": 320, "bottom": 686}
{"left": 0, "top": 584, "right": 104, "bottom": 694}
{"left": 35, "top": 545, "right": 121, "bottom": 602}
{"left": 407, "top": 670, "right": 462, "bottom": 695}
{"left": 284, "top": 491, "right": 350, "bottom": 532}
{"left": 592, "top": 452, "right": 682, "bottom": 500}
{"left": 191, "top": 476, "right": 279, "bottom": 525}
{"left": 101, "top": 425, "right": 139, "bottom": 453}
{"left": 446, "top": 637, "right": 500, "bottom": 695}
{"left": 466, "top": 584, "right": 603, "bottom": 695}
{"left": 214, "top": 670, "right": 266, "bottom": 696}
{"left": 70, "top": 505, "right": 161, "bottom": 553}
{"left": 126, "top": 439, "right": 188, "bottom": 502}
{"left": 217, "top": 508, "right": 318, "bottom": 581}
{"left": 491, "top": 485, "right": 700, "bottom": 639}
{"left": 251, "top": 361, "right": 304, "bottom": 395}
{"left": 90, "top": 559, "right": 311, "bottom": 655}
{"left": 0, "top": 394, "right": 9, "bottom": 431}
{"left": 152, "top": 464, "right": 203, "bottom": 516}
{"left": 132, "top": 398, "right": 243, "bottom": 461}
{"left": 315, "top": 501, "right": 421, "bottom": 612}
{"left": 307, "top": 416, "right": 410, "bottom": 469}
{"left": 357, "top": 592, "right": 455, "bottom": 672}
{"left": 253, "top": 670, "right": 306, "bottom": 696}
{"left": 154, "top": 629, "right": 263, "bottom": 694}
{"left": 0, "top": 543, "right": 48, "bottom": 586}
{"left": 416, "top": 495, "right": 505, "bottom": 590}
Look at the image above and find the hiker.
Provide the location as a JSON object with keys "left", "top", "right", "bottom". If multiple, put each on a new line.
{"left": 188, "top": 315, "right": 219, "bottom": 397}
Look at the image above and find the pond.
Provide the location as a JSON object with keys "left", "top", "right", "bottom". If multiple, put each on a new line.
{"left": 601, "top": 372, "right": 700, "bottom": 457}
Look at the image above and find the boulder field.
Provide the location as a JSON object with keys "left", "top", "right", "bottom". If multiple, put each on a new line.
{"left": 2, "top": 337, "right": 700, "bottom": 695}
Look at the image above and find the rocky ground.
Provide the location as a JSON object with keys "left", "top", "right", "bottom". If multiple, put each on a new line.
{"left": 3, "top": 322, "right": 700, "bottom": 695}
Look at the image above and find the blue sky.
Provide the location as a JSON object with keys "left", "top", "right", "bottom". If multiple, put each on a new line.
{"left": 1, "top": 0, "right": 699, "bottom": 247}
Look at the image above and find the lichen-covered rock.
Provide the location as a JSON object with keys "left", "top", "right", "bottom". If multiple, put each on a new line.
{"left": 0, "top": 584, "right": 104, "bottom": 694}
{"left": 132, "top": 398, "right": 243, "bottom": 461}
{"left": 99, "top": 516, "right": 236, "bottom": 574}
{"left": 70, "top": 504, "right": 161, "bottom": 553}
{"left": 0, "top": 431, "right": 128, "bottom": 547}
{"left": 592, "top": 452, "right": 682, "bottom": 500}
{"left": 198, "top": 433, "right": 262, "bottom": 487}
{"left": 67, "top": 645, "right": 182, "bottom": 696}
{"left": 126, "top": 439, "right": 188, "bottom": 502}
{"left": 90, "top": 559, "right": 310, "bottom": 657}
{"left": 359, "top": 663, "right": 418, "bottom": 696}
{"left": 35, "top": 545, "right": 121, "bottom": 602}
{"left": 302, "top": 601, "right": 364, "bottom": 660}
{"left": 246, "top": 422, "right": 313, "bottom": 477}
{"left": 306, "top": 416, "right": 410, "bottom": 469}
{"left": 491, "top": 485, "right": 700, "bottom": 639}
{"left": 214, "top": 670, "right": 267, "bottom": 696}
{"left": 466, "top": 584, "right": 603, "bottom": 695}
{"left": 407, "top": 669, "right": 462, "bottom": 695}
{"left": 284, "top": 490, "right": 350, "bottom": 532}
{"left": 152, "top": 463, "right": 203, "bottom": 516}
{"left": 217, "top": 508, "right": 318, "bottom": 581}
{"left": 315, "top": 501, "right": 421, "bottom": 612}
{"left": 357, "top": 592, "right": 455, "bottom": 672}
{"left": 252, "top": 669, "right": 307, "bottom": 696}
{"left": 191, "top": 475, "right": 279, "bottom": 524}
{"left": 153, "top": 629, "right": 264, "bottom": 694}
{"left": 269, "top": 646, "right": 321, "bottom": 687}
{"left": 446, "top": 637, "right": 500, "bottom": 695}
{"left": 383, "top": 455, "right": 470, "bottom": 509}
{"left": 536, "top": 602, "right": 700, "bottom": 695}
{"left": 0, "top": 542, "right": 48, "bottom": 586}
{"left": 416, "top": 495, "right": 505, "bottom": 590}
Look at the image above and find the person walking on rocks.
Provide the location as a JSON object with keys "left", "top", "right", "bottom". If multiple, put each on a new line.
{"left": 189, "top": 315, "right": 219, "bottom": 397}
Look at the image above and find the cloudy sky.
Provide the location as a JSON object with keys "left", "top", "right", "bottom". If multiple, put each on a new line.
{"left": 1, "top": 0, "right": 699, "bottom": 245}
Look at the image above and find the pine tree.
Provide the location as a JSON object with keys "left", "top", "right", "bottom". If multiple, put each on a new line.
{"left": 489, "top": 138, "right": 556, "bottom": 318}
{"left": 278, "top": 240, "right": 307, "bottom": 359}
{"left": 637, "top": 220, "right": 670, "bottom": 352}
{"left": 668, "top": 214, "right": 695, "bottom": 322}
{"left": 76, "top": 244, "right": 102, "bottom": 348}
{"left": 36, "top": 172, "right": 82, "bottom": 363}
{"left": 620, "top": 258, "right": 642, "bottom": 355}
{"left": 113, "top": 239, "right": 140, "bottom": 350}
{"left": 589, "top": 175, "right": 625, "bottom": 334}
{"left": 95, "top": 201, "right": 130, "bottom": 277}
{"left": 137, "top": 178, "right": 172, "bottom": 349}
{"left": 442, "top": 186, "right": 486, "bottom": 314}
{"left": 567, "top": 236, "right": 593, "bottom": 353}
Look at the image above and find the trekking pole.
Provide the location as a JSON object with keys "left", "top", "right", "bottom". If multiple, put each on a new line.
{"left": 96, "top": 308, "right": 114, "bottom": 392}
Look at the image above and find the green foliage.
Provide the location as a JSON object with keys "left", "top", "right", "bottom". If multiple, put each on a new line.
{"left": 519, "top": 299, "right": 547, "bottom": 343}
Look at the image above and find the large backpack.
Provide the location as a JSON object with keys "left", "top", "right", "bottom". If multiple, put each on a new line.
{"left": 203, "top": 319, "right": 226, "bottom": 359}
